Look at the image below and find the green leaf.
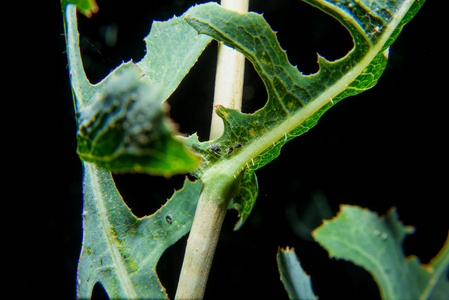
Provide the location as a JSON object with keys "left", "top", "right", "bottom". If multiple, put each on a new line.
{"left": 76, "top": 67, "right": 200, "bottom": 176}
{"left": 312, "top": 205, "right": 449, "bottom": 299}
{"left": 62, "top": 4, "right": 208, "bottom": 298}
{"left": 183, "top": 0, "right": 425, "bottom": 228}
{"left": 277, "top": 247, "right": 318, "bottom": 300}
{"left": 61, "top": 0, "right": 98, "bottom": 18}
{"left": 77, "top": 162, "right": 202, "bottom": 299}
{"left": 136, "top": 11, "right": 212, "bottom": 104}
{"left": 63, "top": 3, "right": 211, "bottom": 176}
{"left": 228, "top": 170, "right": 258, "bottom": 231}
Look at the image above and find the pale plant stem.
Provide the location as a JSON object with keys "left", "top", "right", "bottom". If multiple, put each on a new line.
{"left": 209, "top": 43, "right": 246, "bottom": 139}
{"left": 175, "top": 0, "right": 248, "bottom": 299}
{"left": 209, "top": 0, "right": 248, "bottom": 139}
{"left": 174, "top": 178, "right": 235, "bottom": 299}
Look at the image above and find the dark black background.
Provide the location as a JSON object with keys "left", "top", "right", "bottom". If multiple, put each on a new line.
{"left": 45, "top": 0, "right": 447, "bottom": 299}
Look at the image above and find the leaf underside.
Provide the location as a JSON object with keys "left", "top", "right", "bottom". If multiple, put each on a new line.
{"left": 63, "top": 4, "right": 210, "bottom": 298}
{"left": 312, "top": 205, "right": 449, "bottom": 299}
{"left": 183, "top": 0, "right": 425, "bottom": 229}
{"left": 77, "top": 162, "right": 202, "bottom": 299}
{"left": 65, "top": 0, "right": 426, "bottom": 228}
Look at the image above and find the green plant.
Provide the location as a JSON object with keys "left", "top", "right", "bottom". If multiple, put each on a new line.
{"left": 61, "top": 0, "right": 448, "bottom": 299}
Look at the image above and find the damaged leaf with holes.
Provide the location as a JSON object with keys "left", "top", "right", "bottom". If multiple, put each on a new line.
{"left": 62, "top": 0, "right": 434, "bottom": 299}
{"left": 182, "top": 0, "right": 426, "bottom": 229}
{"left": 77, "top": 163, "right": 202, "bottom": 299}
{"left": 60, "top": 0, "right": 98, "bottom": 17}
{"left": 64, "top": 2, "right": 211, "bottom": 177}
{"left": 62, "top": 2, "right": 210, "bottom": 298}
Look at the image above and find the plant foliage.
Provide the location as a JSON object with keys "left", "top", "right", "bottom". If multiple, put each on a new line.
{"left": 60, "top": 0, "right": 440, "bottom": 299}
{"left": 183, "top": 0, "right": 425, "bottom": 229}
{"left": 63, "top": 3, "right": 208, "bottom": 297}
{"left": 312, "top": 205, "right": 449, "bottom": 299}
{"left": 77, "top": 163, "right": 201, "bottom": 298}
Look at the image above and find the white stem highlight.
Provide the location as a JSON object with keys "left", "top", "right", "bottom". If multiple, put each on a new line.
{"left": 209, "top": 0, "right": 249, "bottom": 140}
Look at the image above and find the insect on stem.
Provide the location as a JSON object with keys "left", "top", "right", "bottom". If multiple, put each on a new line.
{"left": 209, "top": 145, "right": 222, "bottom": 154}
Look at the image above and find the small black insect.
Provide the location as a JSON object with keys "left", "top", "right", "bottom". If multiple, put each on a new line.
{"left": 165, "top": 214, "right": 173, "bottom": 225}
{"left": 227, "top": 147, "right": 234, "bottom": 155}
{"left": 209, "top": 145, "right": 222, "bottom": 153}
{"left": 234, "top": 143, "right": 242, "bottom": 149}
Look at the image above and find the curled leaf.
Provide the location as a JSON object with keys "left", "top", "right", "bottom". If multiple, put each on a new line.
{"left": 76, "top": 68, "right": 200, "bottom": 176}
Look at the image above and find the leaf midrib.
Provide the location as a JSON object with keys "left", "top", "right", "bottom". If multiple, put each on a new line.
{"left": 87, "top": 162, "right": 137, "bottom": 298}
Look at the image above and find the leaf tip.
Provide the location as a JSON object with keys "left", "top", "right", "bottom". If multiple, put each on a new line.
{"left": 279, "top": 246, "right": 295, "bottom": 254}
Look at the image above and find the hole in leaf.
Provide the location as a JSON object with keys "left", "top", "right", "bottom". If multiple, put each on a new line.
{"left": 241, "top": 59, "right": 268, "bottom": 114}
{"left": 112, "top": 173, "right": 185, "bottom": 218}
{"left": 77, "top": 1, "right": 149, "bottom": 84}
{"left": 157, "top": 235, "right": 188, "bottom": 299}
{"left": 251, "top": 0, "right": 353, "bottom": 75}
{"left": 168, "top": 42, "right": 217, "bottom": 141}
{"left": 91, "top": 282, "right": 108, "bottom": 299}
{"left": 77, "top": 0, "right": 196, "bottom": 84}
